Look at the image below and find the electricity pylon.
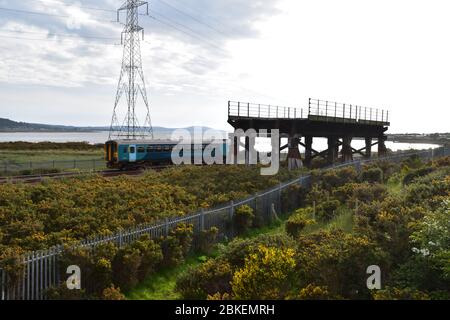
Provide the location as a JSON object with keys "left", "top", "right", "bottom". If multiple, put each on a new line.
{"left": 109, "top": 0, "right": 153, "bottom": 140}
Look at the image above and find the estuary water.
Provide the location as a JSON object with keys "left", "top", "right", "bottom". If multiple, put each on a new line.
{"left": 0, "top": 131, "right": 440, "bottom": 152}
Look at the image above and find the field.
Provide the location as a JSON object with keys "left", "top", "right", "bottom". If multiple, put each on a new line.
{"left": 0, "top": 142, "right": 104, "bottom": 175}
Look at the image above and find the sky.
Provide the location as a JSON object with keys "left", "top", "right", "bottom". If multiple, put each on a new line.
{"left": 0, "top": 0, "right": 449, "bottom": 133}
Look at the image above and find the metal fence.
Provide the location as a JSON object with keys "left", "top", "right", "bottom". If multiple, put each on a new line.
{"left": 1, "top": 147, "right": 449, "bottom": 300}
{"left": 0, "top": 158, "right": 106, "bottom": 175}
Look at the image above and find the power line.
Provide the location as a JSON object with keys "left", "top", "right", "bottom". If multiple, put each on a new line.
{"left": 157, "top": 0, "right": 228, "bottom": 37}
{"left": 0, "top": 33, "right": 118, "bottom": 45}
{"left": 0, "top": 6, "right": 115, "bottom": 23}
{"left": 25, "top": 0, "right": 116, "bottom": 13}
{"left": 165, "top": 0, "right": 240, "bottom": 35}
{"left": 146, "top": 14, "right": 228, "bottom": 56}
{"left": 0, "top": 28, "right": 118, "bottom": 41}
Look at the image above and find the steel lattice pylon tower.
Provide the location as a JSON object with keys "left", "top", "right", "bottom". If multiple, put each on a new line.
{"left": 109, "top": 0, "right": 153, "bottom": 140}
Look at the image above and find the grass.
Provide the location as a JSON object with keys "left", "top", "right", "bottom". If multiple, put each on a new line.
{"left": 301, "top": 206, "right": 354, "bottom": 235}
{"left": 0, "top": 149, "right": 105, "bottom": 176}
{"left": 126, "top": 255, "right": 207, "bottom": 300}
{"left": 0, "top": 149, "right": 104, "bottom": 163}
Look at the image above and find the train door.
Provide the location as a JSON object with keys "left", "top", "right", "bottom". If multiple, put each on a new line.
{"left": 129, "top": 145, "right": 137, "bottom": 162}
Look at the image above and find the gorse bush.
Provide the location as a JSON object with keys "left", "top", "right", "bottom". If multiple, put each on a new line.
{"left": 315, "top": 200, "right": 341, "bottom": 222}
{"left": 195, "top": 227, "right": 219, "bottom": 254}
{"left": 231, "top": 245, "right": 296, "bottom": 300}
{"left": 285, "top": 208, "right": 315, "bottom": 238}
{"left": 360, "top": 167, "right": 384, "bottom": 183}
{"left": 233, "top": 205, "right": 255, "bottom": 235}
{"left": 176, "top": 157, "right": 450, "bottom": 300}
{"left": 402, "top": 167, "right": 434, "bottom": 185}
{"left": 0, "top": 165, "right": 301, "bottom": 254}
{"left": 176, "top": 258, "right": 233, "bottom": 300}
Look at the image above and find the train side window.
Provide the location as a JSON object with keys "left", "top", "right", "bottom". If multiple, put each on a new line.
{"left": 163, "top": 145, "right": 171, "bottom": 152}
{"left": 123, "top": 147, "right": 128, "bottom": 153}
{"left": 146, "top": 146, "right": 153, "bottom": 153}
{"left": 129, "top": 146, "right": 135, "bottom": 153}
{"left": 137, "top": 146, "right": 145, "bottom": 153}
{"left": 156, "top": 146, "right": 162, "bottom": 152}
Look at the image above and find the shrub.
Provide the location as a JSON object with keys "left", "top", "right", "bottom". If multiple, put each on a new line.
{"left": 169, "top": 223, "right": 193, "bottom": 257}
{"left": 285, "top": 208, "right": 315, "bottom": 238}
{"left": 292, "top": 285, "right": 340, "bottom": 300}
{"left": 111, "top": 247, "right": 141, "bottom": 292}
{"left": 312, "top": 167, "right": 358, "bottom": 192}
{"left": 233, "top": 205, "right": 255, "bottom": 235}
{"left": 316, "top": 200, "right": 341, "bottom": 222}
{"left": 176, "top": 258, "right": 233, "bottom": 300}
{"left": 131, "top": 236, "right": 163, "bottom": 281}
{"left": 219, "top": 234, "right": 296, "bottom": 269}
{"left": 305, "top": 185, "right": 330, "bottom": 205}
{"left": 346, "top": 183, "right": 388, "bottom": 208}
{"left": 403, "top": 167, "right": 434, "bottom": 185}
{"left": 46, "top": 283, "right": 88, "bottom": 300}
{"left": 295, "top": 230, "right": 388, "bottom": 299}
{"left": 360, "top": 167, "right": 384, "bottom": 184}
{"left": 196, "top": 227, "right": 219, "bottom": 254}
{"left": 161, "top": 236, "right": 184, "bottom": 268}
{"left": 372, "top": 287, "right": 430, "bottom": 300}
{"left": 231, "top": 245, "right": 296, "bottom": 300}
{"left": 433, "top": 156, "right": 450, "bottom": 168}
{"left": 101, "top": 286, "right": 126, "bottom": 300}
{"left": 281, "top": 184, "right": 308, "bottom": 213}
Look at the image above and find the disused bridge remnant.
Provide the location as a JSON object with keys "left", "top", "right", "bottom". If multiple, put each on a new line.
{"left": 228, "top": 98, "right": 390, "bottom": 169}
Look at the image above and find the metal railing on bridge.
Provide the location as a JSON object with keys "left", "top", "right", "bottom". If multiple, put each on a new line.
{"left": 228, "top": 99, "right": 390, "bottom": 126}
{"left": 308, "top": 98, "right": 390, "bottom": 125}
{"left": 228, "top": 101, "right": 307, "bottom": 120}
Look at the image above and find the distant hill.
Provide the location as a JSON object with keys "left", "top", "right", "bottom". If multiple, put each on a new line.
{"left": 0, "top": 118, "right": 224, "bottom": 135}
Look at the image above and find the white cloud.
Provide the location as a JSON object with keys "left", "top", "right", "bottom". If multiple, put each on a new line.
{"left": 0, "top": 0, "right": 449, "bottom": 134}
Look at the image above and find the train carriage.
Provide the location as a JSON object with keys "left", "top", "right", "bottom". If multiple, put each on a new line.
{"left": 105, "top": 139, "right": 228, "bottom": 170}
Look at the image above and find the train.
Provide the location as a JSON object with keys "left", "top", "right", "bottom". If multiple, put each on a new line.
{"left": 105, "top": 139, "right": 229, "bottom": 170}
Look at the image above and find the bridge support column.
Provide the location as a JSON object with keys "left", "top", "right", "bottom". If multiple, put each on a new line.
{"left": 342, "top": 136, "right": 353, "bottom": 162}
{"left": 304, "top": 136, "right": 313, "bottom": 168}
{"left": 287, "top": 135, "right": 303, "bottom": 171}
{"left": 245, "top": 135, "right": 256, "bottom": 165}
{"left": 327, "top": 137, "right": 338, "bottom": 164}
{"left": 378, "top": 135, "right": 388, "bottom": 158}
{"left": 232, "top": 134, "right": 239, "bottom": 165}
{"left": 365, "top": 137, "right": 372, "bottom": 159}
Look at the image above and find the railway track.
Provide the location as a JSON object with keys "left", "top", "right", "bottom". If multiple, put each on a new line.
{"left": 0, "top": 165, "right": 170, "bottom": 184}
